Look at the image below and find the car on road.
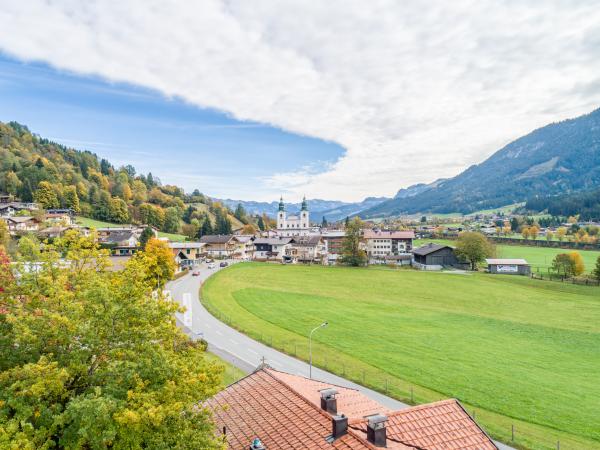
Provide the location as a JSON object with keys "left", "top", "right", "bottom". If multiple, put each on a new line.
{"left": 191, "top": 270, "right": 201, "bottom": 276}
{"left": 219, "top": 261, "right": 229, "bottom": 267}
{"left": 207, "top": 263, "right": 216, "bottom": 269}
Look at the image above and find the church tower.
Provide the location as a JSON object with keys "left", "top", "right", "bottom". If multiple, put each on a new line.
{"left": 277, "top": 196, "right": 286, "bottom": 230}
{"left": 300, "top": 196, "right": 309, "bottom": 229}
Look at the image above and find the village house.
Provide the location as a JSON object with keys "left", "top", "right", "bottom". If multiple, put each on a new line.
{"left": 168, "top": 242, "right": 205, "bottom": 270}
{"left": 363, "top": 230, "right": 414, "bottom": 264}
{"left": 0, "top": 202, "right": 38, "bottom": 218}
{"left": 321, "top": 230, "right": 345, "bottom": 265}
{"left": 287, "top": 234, "right": 326, "bottom": 264}
{"left": 207, "top": 366, "right": 497, "bottom": 450}
{"left": 253, "top": 237, "right": 293, "bottom": 261}
{"left": 98, "top": 230, "right": 139, "bottom": 256}
{"left": 45, "top": 209, "right": 75, "bottom": 225}
{"left": 232, "top": 234, "right": 255, "bottom": 260}
{"left": 4, "top": 216, "right": 41, "bottom": 234}
{"left": 199, "top": 234, "right": 242, "bottom": 258}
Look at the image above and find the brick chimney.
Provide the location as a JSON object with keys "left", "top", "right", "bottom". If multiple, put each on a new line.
{"left": 319, "top": 388, "right": 338, "bottom": 414}
{"left": 366, "top": 414, "right": 387, "bottom": 447}
{"left": 331, "top": 414, "right": 348, "bottom": 439}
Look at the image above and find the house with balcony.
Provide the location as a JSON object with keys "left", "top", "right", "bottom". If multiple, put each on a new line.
{"left": 363, "top": 230, "right": 414, "bottom": 264}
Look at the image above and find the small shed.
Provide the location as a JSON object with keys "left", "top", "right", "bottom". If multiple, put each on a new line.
{"left": 411, "top": 243, "right": 459, "bottom": 270}
{"left": 485, "top": 259, "right": 530, "bottom": 275}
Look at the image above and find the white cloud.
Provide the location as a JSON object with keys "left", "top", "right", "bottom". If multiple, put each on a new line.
{"left": 1, "top": 0, "right": 600, "bottom": 201}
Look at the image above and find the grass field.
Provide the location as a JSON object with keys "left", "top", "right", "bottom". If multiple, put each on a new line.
{"left": 75, "top": 216, "right": 188, "bottom": 242}
{"left": 414, "top": 238, "right": 600, "bottom": 273}
{"left": 203, "top": 351, "right": 244, "bottom": 387}
{"left": 203, "top": 263, "right": 600, "bottom": 449}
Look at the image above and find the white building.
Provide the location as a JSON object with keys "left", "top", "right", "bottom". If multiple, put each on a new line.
{"left": 277, "top": 197, "right": 310, "bottom": 237}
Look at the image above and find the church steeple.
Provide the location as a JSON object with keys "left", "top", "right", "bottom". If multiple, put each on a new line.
{"left": 278, "top": 196, "right": 285, "bottom": 212}
{"left": 301, "top": 195, "right": 308, "bottom": 211}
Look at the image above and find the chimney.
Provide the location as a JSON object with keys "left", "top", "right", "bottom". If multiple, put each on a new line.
{"left": 319, "top": 388, "right": 338, "bottom": 414}
{"left": 366, "top": 414, "right": 387, "bottom": 447}
{"left": 332, "top": 414, "right": 348, "bottom": 439}
{"left": 249, "top": 437, "right": 265, "bottom": 450}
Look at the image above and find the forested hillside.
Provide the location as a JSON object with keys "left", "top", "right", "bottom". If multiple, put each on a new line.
{"left": 526, "top": 189, "right": 600, "bottom": 220}
{"left": 0, "top": 121, "right": 248, "bottom": 237}
{"left": 362, "top": 107, "right": 600, "bottom": 217}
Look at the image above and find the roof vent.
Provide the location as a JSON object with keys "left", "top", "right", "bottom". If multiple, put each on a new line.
{"left": 249, "top": 437, "right": 265, "bottom": 449}
{"left": 319, "top": 388, "right": 338, "bottom": 414}
{"left": 366, "top": 414, "right": 387, "bottom": 447}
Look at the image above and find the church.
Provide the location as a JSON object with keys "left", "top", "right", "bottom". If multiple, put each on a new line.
{"left": 276, "top": 196, "right": 311, "bottom": 237}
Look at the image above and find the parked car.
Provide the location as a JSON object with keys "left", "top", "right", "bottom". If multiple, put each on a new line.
{"left": 192, "top": 270, "right": 201, "bottom": 276}
{"left": 219, "top": 261, "right": 229, "bottom": 268}
{"left": 207, "top": 263, "right": 216, "bottom": 269}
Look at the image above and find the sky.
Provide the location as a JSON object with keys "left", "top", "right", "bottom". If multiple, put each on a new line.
{"left": 1, "top": 1, "right": 600, "bottom": 202}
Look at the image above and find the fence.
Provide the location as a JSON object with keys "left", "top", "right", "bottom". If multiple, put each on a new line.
{"left": 206, "top": 306, "right": 587, "bottom": 450}
{"left": 531, "top": 271, "right": 600, "bottom": 286}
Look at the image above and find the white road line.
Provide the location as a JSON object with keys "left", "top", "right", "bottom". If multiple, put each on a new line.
{"left": 247, "top": 349, "right": 259, "bottom": 356}
{"left": 229, "top": 339, "right": 239, "bottom": 345}
{"left": 215, "top": 330, "right": 223, "bottom": 336}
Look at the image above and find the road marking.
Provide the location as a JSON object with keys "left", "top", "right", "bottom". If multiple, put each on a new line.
{"left": 229, "top": 339, "right": 239, "bottom": 345}
{"left": 215, "top": 330, "right": 223, "bottom": 336}
{"left": 247, "top": 349, "right": 258, "bottom": 356}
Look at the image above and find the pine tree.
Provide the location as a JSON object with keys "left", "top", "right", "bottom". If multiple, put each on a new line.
{"left": 257, "top": 215, "right": 265, "bottom": 231}
{"left": 34, "top": 181, "right": 59, "bottom": 209}
{"left": 593, "top": 256, "right": 600, "bottom": 282}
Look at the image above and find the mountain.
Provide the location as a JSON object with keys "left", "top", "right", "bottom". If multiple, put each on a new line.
{"left": 220, "top": 196, "right": 389, "bottom": 222}
{"left": 362, "top": 107, "right": 600, "bottom": 217}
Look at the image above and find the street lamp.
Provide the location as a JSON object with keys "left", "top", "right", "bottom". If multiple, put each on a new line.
{"left": 309, "top": 321, "right": 328, "bottom": 379}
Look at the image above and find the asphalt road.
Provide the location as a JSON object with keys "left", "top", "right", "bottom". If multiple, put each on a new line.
{"left": 166, "top": 261, "right": 513, "bottom": 450}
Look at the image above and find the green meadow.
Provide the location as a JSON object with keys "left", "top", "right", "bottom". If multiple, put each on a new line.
{"left": 203, "top": 263, "right": 600, "bottom": 449}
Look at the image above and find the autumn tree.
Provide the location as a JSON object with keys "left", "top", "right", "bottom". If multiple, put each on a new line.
{"left": 34, "top": 181, "right": 59, "bottom": 209}
{"left": 63, "top": 185, "right": 80, "bottom": 213}
{"left": 556, "top": 227, "right": 567, "bottom": 242}
{"left": 0, "top": 232, "right": 223, "bottom": 448}
{"left": 552, "top": 253, "right": 575, "bottom": 277}
{"left": 139, "top": 226, "right": 155, "bottom": 249}
{"left": 593, "top": 256, "right": 600, "bottom": 282}
{"left": 545, "top": 230, "right": 554, "bottom": 242}
{"left": 340, "top": 217, "right": 367, "bottom": 266}
{"left": 454, "top": 232, "right": 495, "bottom": 270}
{"left": 521, "top": 226, "right": 530, "bottom": 240}
{"left": 133, "top": 237, "right": 176, "bottom": 288}
{"left": 569, "top": 251, "right": 585, "bottom": 276}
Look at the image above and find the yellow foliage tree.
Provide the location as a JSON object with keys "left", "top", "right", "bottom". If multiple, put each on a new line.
{"left": 569, "top": 251, "right": 585, "bottom": 276}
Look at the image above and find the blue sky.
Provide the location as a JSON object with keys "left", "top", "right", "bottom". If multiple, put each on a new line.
{"left": 0, "top": 54, "right": 344, "bottom": 201}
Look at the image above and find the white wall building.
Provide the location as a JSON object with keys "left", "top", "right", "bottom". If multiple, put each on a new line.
{"left": 277, "top": 197, "right": 310, "bottom": 237}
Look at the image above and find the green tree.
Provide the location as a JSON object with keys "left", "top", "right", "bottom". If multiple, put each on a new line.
{"left": 234, "top": 203, "right": 247, "bottom": 224}
{"left": 0, "top": 220, "right": 9, "bottom": 249}
{"left": 139, "top": 226, "right": 155, "bottom": 249}
{"left": 109, "top": 197, "right": 130, "bottom": 223}
{"left": 133, "top": 237, "right": 176, "bottom": 288}
{"left": 340, "top": 217, "right": 367, "bottom": 266}
{"left": 321, "top": 216, "right": 328, "bottom": 228}
{"left": 3, "top": 171, "right": 21, "bottom": 196}
{"left": 552, "top": 253, "right": 575, "bottom": 277}
{"left": 344, "top": 216, "right": 350, "bottom": 228}
{"left": 214, "top": 208, "right": 232, "bottom": 235}
{"left": 198, "top": 214, "right": 214, "bottom": 238}
{"left": 63, "top": 185, "right": 80, "bottom": 213}
{"left": 257, "top": 215, "right": 265, "bottom": 231}
{"left": 593, "top": 256, "right": 600, "bottom": 282}
{"left": 34, "top": 181, "right": 59, "bottom": 209}
{"left": 163, "top": 207, "right": 182, "bottom": 233}
{"left": 0, "top": 232, "right": 223, "bottom": 449}
{"left": 454, "top": 232, "right": 495, "bottom": 270}
{"left": 182, "top": 205, "right": 195, "bottom": 224}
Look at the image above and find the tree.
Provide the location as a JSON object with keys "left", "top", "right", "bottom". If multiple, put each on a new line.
{"left": 63, "top": 185, "right": 80, "bottom": 213}
{"left": 182, "top": 205, "right": 195, "bottom": 224}
{"left": 529, "top": 225, "right": 539, "bottom": 240}
{"left": 0, "top": 232, "right": 222, "bottom": 449}
{"left": 34, "top": 181, "right": 59, "bottom": 209}
{"left": 593, "top": 256, "right": 600, "bottom": 282}
{"left": 545, "top": 230, "right": 554, "bottom": 242}
{"left": 321, "top": 216, "right": 328, "bottom": 228}
{"left": 420, "top": 216, "right": 427, "bottom": 223}
{"left": 510, "top": 217, "right": 519, "bottom": 232}
{"left": 241, "top": 223, "right": 257, "bottom": 235}
{"left": 556, "top": 227, "right": 567, "bottom": 242}
{"left": 133, "top": 237, "right": 176, "bottom": 288}
{"left": 139, "top": 226, "right": 155, "bottom": 249}
{"left": 234, "top": 203, "right": 247, "bottom": 223}
{"left": 163, "top": 207, "right": 182, "bottom": 233}
{"left": 344, "top": 216, "right": 350, "bottom": 228}
{"left": 454, "top": 232, "right": 495, "bottom": 271}
{"left": 0, "top": 220, "right": 9, "bottom": 249}
{"left": 197, "top": 214, "right": 214, "bottom": 239}
{"left": 109, "top": 197, "right": 130, "bottom": 223}
{"left": 339, "top": 217, "right": 367, "bottom": 266}
{"left": 569, "top": 251, "right": 585, "bottom": 276}
{"left": 214, "top": 208, "right": 232, "bottom": 235}
{"left": 521, "top": 226, "right": 530, "bottom": 240}
{"left": 552, "top": 253, "right": 575, "bottom": 277}
{"left": 0, "top": 245, "right": 11, "bottom": 293}
{"left": 257, "top": 215, "right": 265, "bottom": 231}
{"left": 3, "top": 171, "right": 21, "bottom": 196}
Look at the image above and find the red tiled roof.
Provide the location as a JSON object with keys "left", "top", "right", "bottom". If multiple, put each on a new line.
{"left": 206, "top": 369, "right": 377, "bottom": 449}
{"left": 350, "top": 399, "right": 497, "bottom": 450}
{"left": 363, "top": 230, "right": 415, "bottom": 240}
{"left": 206, "top": 368, "right": 496, "bottom": 450}
{"left": 267, "top": 368, "right": 390, "bottom": 420}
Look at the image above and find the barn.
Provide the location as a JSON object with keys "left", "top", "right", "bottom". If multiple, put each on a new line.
{"left": 411, "top": 243, "right": 460, "bottom": 270}
{"left": 485, "top": 258, "right": 531, "bottom": 275}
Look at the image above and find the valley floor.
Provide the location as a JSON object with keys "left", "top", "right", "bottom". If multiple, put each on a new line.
{"left": 202, "top": 263, "right": 600, "bottom": 450}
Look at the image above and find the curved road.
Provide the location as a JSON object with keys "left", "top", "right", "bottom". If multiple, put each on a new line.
{"left": 166, "top": 261, "right": 512, "bottom": 450}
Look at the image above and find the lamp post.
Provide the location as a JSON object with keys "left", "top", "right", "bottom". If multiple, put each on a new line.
{"left": 309, "top": 321, "right": 328, "bottom": 379}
